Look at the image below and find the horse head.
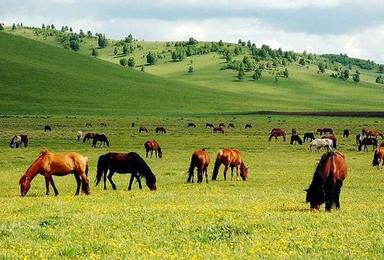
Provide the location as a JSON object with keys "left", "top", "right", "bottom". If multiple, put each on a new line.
{"left": 240, "top": 163, "right": 249, "bottom": 181}
{"left": 19, "top": 175, "right": 31, "bottom": 196}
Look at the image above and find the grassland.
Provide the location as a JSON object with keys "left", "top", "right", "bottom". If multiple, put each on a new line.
{"left": 1, "top": 115, "right": 384, "bottom": 258}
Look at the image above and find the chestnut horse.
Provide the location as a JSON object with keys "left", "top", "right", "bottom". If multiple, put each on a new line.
{"left": 156, "top": 127, "right": 167, "bottom": 134}
{"left": 144, "top": 140, "right": 162, "bottom": 158}
{"left": 139, "top": 126, "right": 148, "bottom": 133}
{"left": 212, "top": 149, "right": 248, "bottom": 181}
{"left": 367, "top": 130, "right": 384, "bottom": 139}
{"left": 269, "top": 128, "right": 286, "bottom": 141}
{"left": 305, "top": 152, "right": 347, "bottom": 212}
{"left": 83, "top": 132, "right": 96, "bottom": 143}
{"left": 317, "top": 128, "right": 333, "bottom": 135}
{"left": 372, "top": 146, "right": 384, "bottom": 168}
{"left": 213, "top": 127, "right": 224, "bottom": 134}
{"left": 96, "top": 152, "right": 157, "bottom": 191}
{"left": 187, "top": 149, "right": 210, "bottom": 183}
{"left": 19, "top": 150, "right": 90, "bottom": 196}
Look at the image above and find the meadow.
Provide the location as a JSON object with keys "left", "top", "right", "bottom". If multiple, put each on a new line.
{"left": 1, "top": 115, "right": 383, "bottom": 258}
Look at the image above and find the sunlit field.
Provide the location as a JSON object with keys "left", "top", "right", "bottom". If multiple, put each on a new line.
{"left": 1, "top": 115, "right": 383, "bottom": 258}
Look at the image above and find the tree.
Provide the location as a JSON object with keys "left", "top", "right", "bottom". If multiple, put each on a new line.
{"left": 12, "top": 23, "right": 16, "bottom": 30}
{"left": 252, "top": 68, "right": 262, "bottom": 80}
{"left": 119, "top": 58, "right": 127, "bottom": 66}
{"left": 146, "top": 52, "right": 156, "bottom": 65}
{"left": 225, "top": 52, "right": 232, "bottom": 62}
{"left": 218, "top": 40, "right": 224, "bottom": 47}
{"left": 122, "top": 44, "right": 129, "bottom": 55}
{"left": 91, "top": 48, "right": 98, "bottom": 57}
{"left": 61, "top": 26, "right": 65, "bottom": 32}
{"left": 247, "top": 40, "right": 251, "bottom": 48}
{"left": 0, "top": 23, "right": 4, "bottom": 30}
{"left": 127, "top": 57, "right": 135, "bottom": 68}
{"left": 299, "top": 58, "right": 306, "bottom": 66}
{"left": 69, "top": 27, "right": 73, "bottom": 32}
{"left": 42, "top": 23, "right": 45, "bottom": 29}
{"left": 352, "top": 71, "right": 360, "bottom": 82}
{"left": 188, "top": 37, "right": 198, "bottom": 45}
{"left": 113, "top": 47, "right": 119, "bottom": 56}
{"left": 378, "top": 64, "right": 384, "bottom": 74}
{"left": 51, "top": 24, "right": 55, "bottom": 30}
{"left": 188, "top": 66, "right": 193, "bottom": 73}
{"left": 275, "top": 76, "right": 279, "bottom": 83}
{"left": 87, "top": 30, "right": 92, "bottom": 37}
{"left": 79, "top": 29, "right": 85, "bottom": 38}
{"left": 340, "top": 69, "right": 349, "bottom": 81}
{"left": 283, "top": 68, "right": 289, "bottom": 78}
{"left": 376, "top": 76, "right": 384, "bottom": 84}
{"left": 98, "top": 34, "right": 108, "bottom": 48}
{"left": 238, "top": 66, "right": 245, "bottom": 81}
{"left": 69, "top": 40, "right": 79, "bottom": 51}
{"left": 238, "top": 39, "right": 242, "bottom": 45}
{"left": 318, "top": 63, "right": 326, "bottom": 73}
{"left": 125, "top": 34, "right": 134, "bottom": 43}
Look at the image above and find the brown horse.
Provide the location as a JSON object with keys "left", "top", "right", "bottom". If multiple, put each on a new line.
{"left": 372, "top": 146, "right": 384, "bottom": 168}
{"left": 305, "top": 152, "right": 347, "bottom": 212}
{"left": 269, "top": 128, "right": 286, "bottom": 141}
{"left": 187, "top": 149, "right": 210, "bottom": 183}
{"left": 139, "top": 126, "right": 148, "bottom": 133}
{"left": 322, "top": 134, "right": 337, "bottom": 149}
{"left": 213, "top": 127, "right": 224, "bottom": 134}
{"left": 358, "top": 137, "right": 377, "bottom": 152}
{"left": 83, "top": 132, "right": 96, "bottom": 143}
{"left": 367, "top": 130, "right": 384, "bottom": 139}
{"left": 219, "top": 123, "right": 226, "bottom": 128}
{"left": 96, "top": 152, "right": 157, "bottom": 191}
{"left": 212, "top": 149, "right": 248, "bottom": 181}
{"left": 317, "top": 128, "right": 333, "bottom": 135}
{"left": 156, "top": 127, "right": 167, "bottom": 134}
{"left": 144, "top": 140, "right": 162, "bottom": 158}
{"left": 19, "top": 150, "right": 90, "bottom": 196}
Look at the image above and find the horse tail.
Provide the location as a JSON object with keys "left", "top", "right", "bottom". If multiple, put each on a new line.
{"left": 95, "top": 155, "right": 106, "bottom": 185}
{"left": 268, "top": 134, "right": 273, "bottom": 141}
{"left": 85, "top": 157, "right": 89, "bottom": 177}
{"left": 188, "top": 153, "right": 197, "bottom": 182}
{"left": 372, "top": 149, "right": 380, "bottom": 167}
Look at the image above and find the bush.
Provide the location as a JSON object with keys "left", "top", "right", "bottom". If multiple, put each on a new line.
{"left": 146, "top": 52, "right": 156, "bottom": 65}
{"left": 127, "top": 57, "right": 135, "bottom": 68}
{"left": 119, "top": 58, "right": 127, "bottom": 67}
{"left": 376, "top": 76, "right": 384, "bottom": 84}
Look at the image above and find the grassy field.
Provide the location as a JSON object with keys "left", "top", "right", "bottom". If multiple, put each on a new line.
{"left": 1, "top": 115, "right": 384, "bottom": 258}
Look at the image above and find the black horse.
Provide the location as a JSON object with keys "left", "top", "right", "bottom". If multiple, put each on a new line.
{"left": 187, "top": 123, "right": 196, "bottom": 128}
{"left": 228, "top": 123, "right": 235, "bottom": 128}
{"left": 96, "top": 152, "right": 157, "bottom": 191}
{"left": 44, "top": 125, "right": 51, "bottom": 132}
{"left": 303, "top": 132, "right": 315, "bottom": 142}
{"left": 131, "top": 122, "right": 135, "bottom": 127}
{"left": 92, "top": 134, "right": 110, "bottom": 147}
{"left": 206, "top": 123, "right": 214, "bottom": 128}
{"left": 290, "top": 134, "right": 303, "bottom": 145}
{"left": 245, "top": 124, "right": 252, "bottom": 129}
{"left": 357, "top": 137, "right": 377, "bottom": 152}
{"left": 343, "top": 129, "right": 349, "bottom": 138}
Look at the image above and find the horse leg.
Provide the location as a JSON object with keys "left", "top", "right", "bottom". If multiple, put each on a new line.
{"left": 73, "top": 172, "right": 81, "bottom": 195}
{"left": 204, "top": 167, "right": 209, "bottom": 183}
{"left": 44, "top": 175, "right": 50, "bottom": 195}
{"left": 103, "top": 170, "right": 107, "bottom": 190}
{"left": 223, "top": 165, "right": 229, "bottom": 180}
{"left": 136, "top": 174, "right": 142, "bottom": 189}
{"left": 335, "top": 181, "right": 343, "bottom": 209}
{"left": 146, "top": 149, "right": 149, "bottom": 158}
{"left": 230, "top": 166, "right": 234, "bottom": 180}
{"left": 79, "top": 172, "right": 90, "bottom": 195}
{"left": 48, "top": 176, "right": 59, "bottom": 196}
{"left": 107, "top": 171, "right": 117, "bottom": 190}
{"left": 197, "top": 167, "right": 203, "bottom": 183}
{"left": 236, "top": 165, "right": 240, "bottom": 181}
{"left": 128, "top": 174, "right": 135, "bottom": 190}
{"left": 155, "top": 149, "right": 158, "bottom": 158}
{"left": 150, "top": 150, "right": 153, "bottom": 158}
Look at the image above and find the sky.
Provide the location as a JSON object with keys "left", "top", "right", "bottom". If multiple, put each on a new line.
{"left": 1, "top": 0, "right": 383, "bottom": 63}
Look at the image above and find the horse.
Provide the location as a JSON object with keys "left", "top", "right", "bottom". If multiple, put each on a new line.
{"left": 362, "top": 127, "right": 369, "bottom": 136}
{"left": 219, "top": 123, "right": 226, "bottom": 128}
{"left": 213, "top": 127, "right": 224, "bottom": 134}
{"left": 309, "top": 139, "right": 333, "bottom": 152}
{"left": 187, "top": 123, "right": 196, "bottom": 128}
{"left": 212, "top": 149, "right": 248, "bottom": 181}
{"left": 19, "top": 150, "right": 90, "bottom": 196}
{"left": 100, "top": 122, "right": 107, "bottom": 127}
{"left": 131, "top": 122, "right": 135, "bottom": 127}
{"left": 156, "top": 127, "right": 167, "bottom": 134}
{"left": 358, "top": 137, "right": 377, "bottom": 152}
{"left": 245, "top": 124, "right": 252, "bottom": 129}
{"left": 44, "top": 125, "right": 51, "bottom": 132}
{"left": 305, "top": 152, "right": 347, "bottom": 211}
{"left": 355, "top": 134, "right": 362, "bottom": 145}
{"left": 85, "top": 123, "right": 92, "bottom": 128}
{"left": 372, "top": 146, "right": 384, "bottom": 168}
{"left": 139, "top": 126, "right": 148, "bottom": 133}
{"left": 322, "top": 134, "right": 337, "bottom": 149}
{"left": 206, "top": 123, "right": 214, "bottom": 128}
{"left": 291, "top": 128, "right": 297, "bottom": 135}
{"left": 83, "top": 132, "right": 96, "bottom": 143}
{"left": 343, "top": 129, "right": 349, "bottom": 138}
{"left": 303, "top": 132, "right": 315, "bottom": 142}
{"left": 92, "top": 134, "right": 109, "bottom": 147}
{"left": 76, "top": 131, "right": 83, "bottom": 142}
{"left": 95, "top": 152, "right": 157, "bottom": 191}
{"left": 187, "top": 149, "right": 209, "bottom": 183}
{"left": 144, "top": 140, "right": 162, "bottom": 158}
{"left": 269, "top": 128, "right": 286, "bottom": 141}
{"left": 228, "top": 123, "right": 235, "bottom": 128}
{"left": 317, "top": 128, "right": 333, "bottom": 135}
{"left": 290, "top": 134, "right": 303, "bottom": 145}
{"left": 367, "top": 130, "right": 384, "bottom": 139}
{"left": 10, "top": 135, "right": 28, "bottom": 148}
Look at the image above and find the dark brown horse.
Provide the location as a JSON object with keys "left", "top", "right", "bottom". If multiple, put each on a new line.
{"left": 156, "top": 127, "right": 167, "bottom": 134}
{"left": 291, "top": 128, "right": 297, "bottom": 135}
{"left": 213, "top": 127, "right": 224, "bottom": 134}
{"left": 269, "top": 128, "right": 286, "bottom": 141}
{"left": 358, "top": 137, "right": 377, "bottom": 152}
{"left": 305, "top": 152, "right": 347, "bottom": 212}
{"left": 367, "top": 130, "right": 384, "bottom": 139}
{"left": 139, "top": 126, "right": 148, "bottom": 133}
{"left": 10, "top": 135, "right": 28, "bottom": 148}
{"left": 343, "top": 129, "right": 349, "bottom": 138}
{"left": 44, "top": 125, "right": 51, "bottom": 132}
{"left": 206, "top": 123, "right": 214, "bottom": 128}
{"left": 372, "top": 146, "right": 384, "bottom": 168}
{"left": 212, "top": 149, "right": 248, "bottom": 181}
{"left": 92, "top": 134, "right": 110, "bottom": 147}
{"left": 187, "top": 149, "right": 210, "bottom": 183}
{"left": 144, "top": 140, "right": 162, "bottom": 158}
{"left": 187, "top": 123, "right": 196, "bottom": 128}
{"left": 303, "top": 132, "right": 315, "bottom": 142}
{"left": 96, "top": 152, "right": 157, "bottom": 191}
{"left": 218, "top": 123, "right": 226, "bottom": 128}
{"left": 290, "top": 134, "right": 303, "bottom": 145}
{"left": 317, "top": 128, "right": 333, "bottom": 135}
{"left": 83, "top": 132, "right": 96, "bottom": 143}
{"left": 245, "top": 124, "right": 252, "bottom": 129}
{"left": 322, "top": 134, "right": 337, "bottom": 149}
{"left": 19, "top": 150, "right": 90, "bottom": 196}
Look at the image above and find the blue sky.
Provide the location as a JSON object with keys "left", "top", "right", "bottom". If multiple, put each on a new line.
{"left": 1, "top": 0, "right": 383, "bottom": 63}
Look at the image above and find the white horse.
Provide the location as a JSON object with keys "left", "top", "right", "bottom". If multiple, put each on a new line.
{"left": 76, "top": 131, "right": 83, "bottom": 142}
{"left": 309, "top": 138, "right": 333, "bottom": 152}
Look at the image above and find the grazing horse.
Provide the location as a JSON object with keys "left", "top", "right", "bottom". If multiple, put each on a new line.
{"left": 131, "top": 122, "right": 135, "bottom": 127}
{"left": 76, "top": 131, "right": 83, "bottom": 142}
{"left": 187, "top": 123, "right": 196, "bottom": 128}
{"left": 187, "top": 149, "right": 209, "bottom": 183}
{"left": 212, "top": 149, "right": 248, "bottom": 181}
{"left": 245, "top": 124, "right": 252, "bottom": 129}
{"left": 85, "top": 123, "right": 92, "bottom": 128}
{"left": 269, "top": 128, "right": 286, "bottom": 141}
{"left": 213, "top": 127, "right": 224, "bottom": 134}
{"left": 358, "top": 137, "right": 377, "bottom": 152}
{"left": 92, "top": 134, "right": 109, "bottom": 147}
{"left": 309, "top": 139, "right": 333, "bottom": 152}
{"left": 362, "top": 127, "right": 369, "bottom": 136}
{"left": 291, "top": 128, "right": 297, "bottom": 135}
{"left": 356, "top": 134, "right": 362, "bottom": 145}
{"left": 95, "top": 152, "right": 157, "bottom": 191}
{"left": 303, "top": 132, "right": 315, "bottom": 142}
{"left": 228, "top": 123, "right": 235, "bottom": 128}
{"left": 290, "top": 134, "right": 303, "bottom": 145}
{"left": 218, "top": 123, "right": 226, "bottom": 128}
{"left": 144, "top": 140, "right": 162, "bottom": 158}
{"left": 44, "top": 125, "right": 51, "bottom": 132}
{"left": 83, "top": 132, "right": 96, "bottom": 143}
{"left": 322, "top": 134, "right": 337, "bottom": 149}
{"left": 367, "top": 130, "right": 384, "bottom": 139}
{"left": 139, "top": 126, "right": 148, "bottom": 133}
{"left": 10, "top": 135, "right": 28, "bottom": 148}
{"left": 317, "top": 128, "right": 333, "bottom": 135}
{"left": 372, "top": 146, "right": 384, "bottom": 168}
{"left": 343, "top": 129, "right": 349, "bottom": 138}
{"left": 19, "top": 150, "right": 90, "bottom": 196}
{"left": 156, "top": 127, "right": 167, "bottom": 134}
{"left": 305, "top": 152, "right": 347, "bottom": 211}
{"left": 206, "top": 123, "right": 214, "bottom": 128}
{"left": 100, "top": 122, "right": 107, "bottom": 127}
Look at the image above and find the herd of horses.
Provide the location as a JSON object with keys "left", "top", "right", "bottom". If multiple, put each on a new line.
{"left": 9, "top": 122, "right": 384, "bottom": 212}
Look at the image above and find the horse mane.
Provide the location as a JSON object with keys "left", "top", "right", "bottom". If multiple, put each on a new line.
{"left": 20, "top": 150, "right": 49, "bottom": 181}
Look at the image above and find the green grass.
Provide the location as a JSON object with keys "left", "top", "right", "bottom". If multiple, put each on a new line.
{"left": 0, "top": 115, "right": 383, "bottom": 258}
